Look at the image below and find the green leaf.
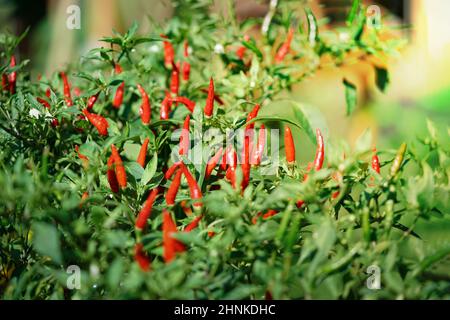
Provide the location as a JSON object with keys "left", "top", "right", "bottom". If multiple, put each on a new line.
{"left": 125, "top": 162, "right": 145, "bottom": 180}
{"left": 242, "top": 40, "right": 263, "bottom": 60}
{"left": 374, "top": 66, "right": 389, "bottom": 92}
{"left": 346, "top": 0, "right": 361, "bottom": 25}
{"left": 32, "top": 222, "right": 63, "bottom": 264}
{"left": 123, "top": 142, "right": 141, "bottom": 161}
{"left": 343, "top": 78, "right": 357, "bottom": 116}
{"left": 141, "top": 153, "right": 158, "bottom": 186}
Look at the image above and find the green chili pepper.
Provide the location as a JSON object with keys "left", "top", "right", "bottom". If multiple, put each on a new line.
{"left": 389, "top": 143, "right": 407, "bottom": 178}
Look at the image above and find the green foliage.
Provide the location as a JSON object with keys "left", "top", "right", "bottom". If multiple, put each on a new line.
{"left": 0, "top": 0, "right": 448, "bottom": 299}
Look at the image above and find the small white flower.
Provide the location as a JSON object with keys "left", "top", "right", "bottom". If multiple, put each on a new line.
{"left": 150, "top": 44, "right": 159, "bottom": 53}
{"left": 214, "top": 43, "right": 224, "bottom": 54}
{"left": 90, "top": 264, "right": 100, "bottom": 278}
{"left": 29, "top": 108, "right": 41, "bottom": 119}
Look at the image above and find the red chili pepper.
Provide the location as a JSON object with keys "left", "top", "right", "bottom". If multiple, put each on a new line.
{"left": 296, "top": 200, "right": 305, "bottom": 208}
{"left": 303, "top": 162, "right": 314, "bottom": 181}
{"left": 246, "top": 104, "right": 260, "bottom": 130}
{"left": 107, "top": 155, "right": 119, "bottom": 193}
{"left": 184, "top": 215, "right": 203, "bottom": 232}
{"left": 37, "top": 97, "right": 50, "bottom": 109}
{"left": 372, "top": 148, "right": 381, "bottom": 174}
{"left": 200, "top": 88, "right": 224, "bottom": 105}
{"left": 284, "top": 126, "right": 295, "bottom": 163}
{"left": 162, "top": 209, "right": 185, "bottom": 263}
{"left": 161, "top": 34, "right": 175, "bottom": 68}
{"left": 180, "top": 163, "right": 203, "bottom": 207}
{"left": 113, "top": 63, "right": 124, "bottom": 109}
{"left": 221, "top": 145, "right": 237, "bottom": 171}
{"left": 275, "top": 27, "right": 295, "bottom": 63}
{"left": 135, "top": 188, "right": 159, "bottom": 230}
{"left": 251, "top": 124, "right": 266, "bottom": 166}
{"left": 73, "top": 87, "right": 81, "bottom": 97}
{"left": 134, "top": 243, "right": 151, "bottom": 272}
{"left": 60, "top": 71, "right": 73, "bottom": 106}
{"left": 1, "top": 73, "right": 8, "bottom": 91}
{"left": 79, "top": 191, "right": 89, "bottom": 207}
{"left": 137, "top": 84, "right": 151, "bottom": 125}
{"left": 137, "top": 138, "right": 150, "bottom": 168}
{"left": 204, "top": 77, "right": 215, "bottom": 117}
{"left": 87, "top": 92, "right": 99, "bottom": 111}
{"left": 170, "top": 96, "right": 195, "bottom": 113}
{"left": 165, "top": 162, "right": 181, "bottom": 180}
{"left": 111, "top": 144, "right": 127, "bottom": 188}
{"left": 226, "top": 165, "right": 237, "bottom": 188}
{"left": 182, "top": 41, "right": 191, "bottom": 81}
{"left": 75, "top": 145, "right": 88, "bottom": 161}
{"left": 205, "top": 147, "right": 223, "bottom": 179}
{"left": 82, "top": 108, "right": 109, "bottom": 136}
{"left": 180, "top": 200, "right": 193, "bottom": 216}
{"left": 252, "top": 209, "right": 279, "bottom": 224}
{"left": 8, "top": 56, "right": 16, "bottom": 94}
{"left": 45, "top": 87, "right": 51, "bottom": 98}
{"left": 165, "top": 167, "right": 183, "bottom": 206}
{"left": 236, "top": 35, "right": 250, "bottom": 59}
{"left": 170, "top": 61, "right": 180, "bottom": 96}
{"left": 314, "top": 128, "right": 324, "bottom": 171}
{"left": 160, "top": 91, "right": 172, "bottom": 120}
{"left": 179, "top": 115, "right": 190, "bottom": 156}
{"left": 241, "top": 136, "right": 250, "bottom": 190}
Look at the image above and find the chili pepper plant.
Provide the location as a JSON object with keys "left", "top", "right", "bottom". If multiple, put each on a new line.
{"left": 0, "top": 0, "right": 449, "bottom": 299}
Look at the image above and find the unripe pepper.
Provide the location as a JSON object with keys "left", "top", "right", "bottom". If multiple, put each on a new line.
{"left": 165, "top": 168, "right": 183, "bottom": 206}
{"left": 87, "top": 92, "right": 99, "bottom": 111}
{"left": 204, "top": 77, "right": 215, "bottom": 117}
{"left": 137, "top": 84, "right": 151, "bottom": 125}
{"left": 8, "top": 56, "right": 16, "bottom": 94}
{"left": 112, "top": 63, "right": 124, "bottom": 109}
{"left": 372, "top": 148, "right": 381, "bottom": 174}
{"left": 205, "top": 147, "right": 223, "bottom": 179}
{"left": 137, "top": 138, "right": 150, "bottom": 168}
{"left": 180, "top": 163, "right": 203, "bottom": 207}
{"left": 275, "top": 27, "right": 295, "bottom": 63}
{"left": 60, "top": 71, "right": 73, "bottom": 106}
{"left": 314, "top": 128, "right": 324, "bottom": 171}
{"left": 170, "top": 96, "right": 195, "bottom": 112}
{"left": 107, "top": 155, "right": 119, "bottom": 193}
{"left": 135, "top": 188, "right": 159, "bottom": 230}
{"left": 111, "top": 144, "right": 127, "bottom": 188}
{"left": 179, "top": 115, "right": 190, "bottom": 156}
{"left": 390, "top": 143, "right": 407, "bottom": 178}
{"left": 162, "top": 210, "right": 186, "bottom": 263}
{"left": 284, "top": 126, "right": 295, "bottom": 163}
{"left": 82, "top": 108, "right": 109, "bottom": 136}
{"left": 134, "top": 243, "right": 151, "bottom": 272}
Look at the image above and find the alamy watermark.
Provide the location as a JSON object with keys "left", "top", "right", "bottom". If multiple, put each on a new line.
{"left": 366, "top": 265, "right": 381, "bottom": 290}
